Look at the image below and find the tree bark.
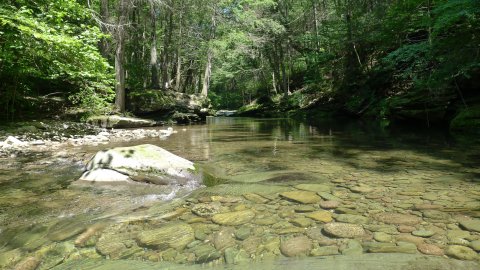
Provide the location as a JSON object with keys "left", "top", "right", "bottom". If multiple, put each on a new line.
{"left": 201, "top": 51, "right": 212, "bottom": 96}
{"left": 114, "top": 0, "right": 129, "bottom": 112}
{"left": 150, "top": 2, "right": 160, "bottom": 89}
{"left": 99, "top": 0, "right": 109, "bottom": 57}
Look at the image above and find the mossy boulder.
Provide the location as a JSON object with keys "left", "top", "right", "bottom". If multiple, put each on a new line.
{"left": 86, "top": 115, "right": 156, "bottom": 129}
{"left": 80, "top": 144, "right": 198, "bottom": 185}
{"left": 450, "top": 105, "right": 480, "bottom": 131}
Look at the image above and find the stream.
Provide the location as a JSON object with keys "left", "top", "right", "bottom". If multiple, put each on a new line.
{"left": 0, "top": 117, "right": 479, "bottom": 269}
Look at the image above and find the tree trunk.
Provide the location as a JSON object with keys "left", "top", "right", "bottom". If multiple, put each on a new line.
{"left": 200, "top": 10, "right": 216, "bottom": 96}
{"left": 114, "top": 0, "right": 128, "bottom": 112}
{"left": 150, "top": 2, "right": 160, "bottom": 89}
{"left": 175, "top": 8, "right": 184, "bottom": 91}
{"left": 99, "top": 0, "right": 109, "bottom": 57}
{"left": 201, "top": 51, "right": 212, "bottom": 96}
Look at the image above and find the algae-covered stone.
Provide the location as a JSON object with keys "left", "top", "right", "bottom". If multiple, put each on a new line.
{"left": 294, "top": 205, "right": 316, "bottom": 213}
{"left": 291, "top": 217, "right": 313, "bottom": 228}
{"left": 306, "top": 211, "right": 333, "bottom": 223}
{"left": 459, "top": 219, "right": 480, "bottom": 233}
{"left": 213, "top": 228, "right": 236, "bottom": 251}
{"left": 320, "top": 201, "right": 340, "bottom": 209}
{"left": 243, "top": 193, "right": 269, "bottom": 203}
{"left": 335, "top": 214, "right": 369, "bottom": 224}
{"left": 190, "top": 244, "right": 221, "bottom": 263}
{"left": 368, "top": 242, "right": 417, "bottom": 254}
{"left": 87, "top": 115, "right": 156, "bottom": 128}
{"left": 341, "top": 240, "right": 363, "bottom": 255}
{"left": 280, "top": 236, "right": 312, "bottom": 257}
{"left": 137, "top": 223, "right": 194, "bottom": 250}
{"left": 412, "top": 230, "right": 435, "bottom": 238}
{"left": 311, "top": 245, "right": 339, "bottom": 256}
{"left": 374, "top": 213, "right": 422, "bottom": 226}
{"left": 323, "top": 223, "right": 365, "bottom": 238}
{"left": 235, "top": 226, "right": 251, "bottom": 240}
{"left": 295, "top": 184, "right": 331, "bottom": 193}
{"left": 374, "top": 232, "right": 393, "bottom": 243}
{"left": 212, "top": 210, "right": 255, "bottom": 226}
{"left": 445, "top": 245, "right": 478, "bottom": 260}
{"left": 280, "top": 191, "right": 321, "bottom": 204}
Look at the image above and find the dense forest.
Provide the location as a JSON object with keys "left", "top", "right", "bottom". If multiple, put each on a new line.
{"left": 1, "top": 0, "right": 479, "bottom": 129}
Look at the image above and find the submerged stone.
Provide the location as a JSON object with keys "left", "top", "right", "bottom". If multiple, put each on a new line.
{"left": 445, "top": 245, "right": 478, "bottom": 260}
{"left": 306, "top": 211, "right": 333, "bottom": 223}
{"left": 294, "top": 184, "right": 331, "bottom": 193}
{"left": 280, "top": 236, "right": 312, "bottom": 257}
{"left": 374, "top": 212, "right": 422, "bottom": 226}
{"left": 137, "top": 223, "right": 194, "bottom": 251}
{"left": 323, "top": 223, "right": 365, "bottom": 238}
{"left": 211, "top": 210, "right": 255, "bottom": 226}
{"left": 279, "top": 191, "right": 321, "bottom": 204}
{"left": 459, "top": 219, "right": 480, "bottom": 233}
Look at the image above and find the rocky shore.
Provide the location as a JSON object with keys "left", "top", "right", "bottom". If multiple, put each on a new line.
{"left": 0, "top": 120, "right": 178, "bottom": 158}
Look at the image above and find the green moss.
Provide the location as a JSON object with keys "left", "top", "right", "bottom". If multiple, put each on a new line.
{"left": 450, "top": 105, "right": 480, "bottom": 131}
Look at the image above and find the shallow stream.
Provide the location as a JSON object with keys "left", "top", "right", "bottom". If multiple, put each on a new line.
{"left": 1, "top": 117, "right": 479, "bottom": 269}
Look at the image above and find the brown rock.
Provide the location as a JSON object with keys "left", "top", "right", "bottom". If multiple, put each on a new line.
{"left": 306, "top": 211, "right": 333, "bottom": 223}
{"left": 280, "top": 236, "right": 312, "bottom": 257}
{"left": 320, "top": 201, "right": 341, "bottom": 209}
{"left": 374, "top": 213, "right": 422, "bottom": 226}
{"left": 418, "top": 243, "right": 444, "bottom": 256}
{"left": 398, "top": 225, "right": 416, "bottom": 233}
{"left": 280, "top": 191, "right": 321, "bottom": 204}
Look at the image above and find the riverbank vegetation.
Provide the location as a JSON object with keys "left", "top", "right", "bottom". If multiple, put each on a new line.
{"left": 1, "top": 0, "right": 479, "bottom": 129}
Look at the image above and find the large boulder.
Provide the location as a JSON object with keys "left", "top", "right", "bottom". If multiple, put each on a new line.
{"left": 86, "top": 115, "right": 157, "bottom": 129}
{"left": 80, "top": 144, "right": 197, "bottom": 185}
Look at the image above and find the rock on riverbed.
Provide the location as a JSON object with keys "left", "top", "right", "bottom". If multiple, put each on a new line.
{"left": 79, "top": 144, "right": 198, "bottom": 185}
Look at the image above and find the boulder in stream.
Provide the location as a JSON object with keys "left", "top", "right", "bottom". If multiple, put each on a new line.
{"left": 87, "top": 115, "right": 157, "bottom": 128}
{"left": 80, "top": 144, "right": 197, "bottom": 185}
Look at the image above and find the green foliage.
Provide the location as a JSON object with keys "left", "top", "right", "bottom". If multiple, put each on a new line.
{"left": 0, "top": 1, "right": 113, "bottom": 119}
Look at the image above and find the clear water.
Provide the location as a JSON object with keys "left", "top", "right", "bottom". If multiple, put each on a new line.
{"left": 0, "top": 117, "right": 479, "bottom": 269}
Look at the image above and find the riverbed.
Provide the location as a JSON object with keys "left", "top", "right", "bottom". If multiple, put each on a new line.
{"left": 1, "top": 117, "right": 479, "bottom": 269}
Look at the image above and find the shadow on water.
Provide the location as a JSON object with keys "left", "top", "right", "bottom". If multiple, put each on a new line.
{"left": 203, "top": 117, "right": 480, "bottom": 184}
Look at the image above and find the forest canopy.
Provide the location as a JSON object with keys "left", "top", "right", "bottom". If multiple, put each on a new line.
{"left": 0, "top": 0, "right": 479, "bottom": 127}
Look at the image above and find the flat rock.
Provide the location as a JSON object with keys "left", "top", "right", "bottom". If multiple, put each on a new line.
{"left": 374, "top": 213, "right": 422, "bottom": 226}
{"left": 280, "top": 191, "right": 321, "bottom": 204}
{"left": 341, "top": 240, "right": 363, "bottom": 255}
{"left": 374, "top": 232, "right": 393, "bottom": 243}
{"left": 368, "top": 242, "right": 417, "bottom": 254}
{"left": 87, "top": 115, "right": 156, "bottom": 128}
{"left": 295, "top": 184, "right": 331, "bottom": 193}
{"left": 191, "top": 244, "right": 221, "bottom": 263}
{"left": 243, "top": 193, "right": 269, "bottom": 203}
{"left": 294, "top": 205, "right": 316, "bottom": 213}
{"left": 291, "top": 217, "right": 313, "bottom": 228}
{"left": 335, "top": 214, "right": 369, "bottom": 224}
{"left": 280, "top": 236, "right": 312, "bottom": 257}
{"left": 320, "top": 201, "right": 340, "bottom": 209}
{"left": 191, "top": 203, "right": 221, "bottom": 217}
{"left": 459, "top": 219, "right": 480, "bottom": 233}
{"left": 418, "top": 243, "right": 444, "bottom": 256}
{"left": 212, "top": 210, "right": 255, "bottom": 226}
{"left": 213, "top": 228, "right": 236, "bottom": 251}
{"left": 323, "top": 223, "right": 365, "bottom": 238}
{"left": 137, "top": 223, "right": 194, "bottom": 250}
{"left": 311, "top": 245, "right": 339, "bottom": 256}
{"left": 445, "top": 245, "right": 478, "bottom": 260}
{"left": 412, "top": 230, "right": 435, "bottom": 238}
{"left": 349, "top": 185, "right": 373, "bottom": 193}
{"left": 306, "top": 211, "right": 333, "bottom": 223}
